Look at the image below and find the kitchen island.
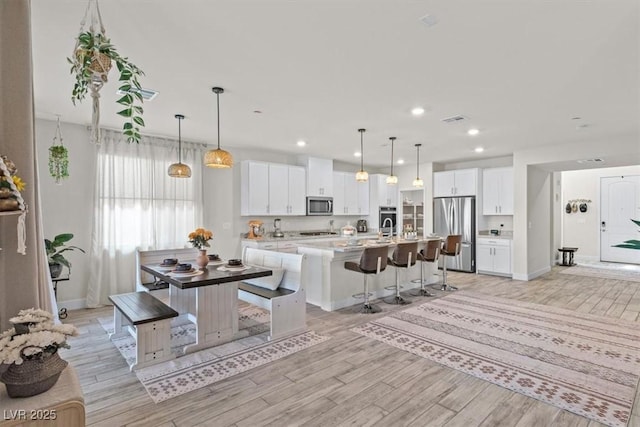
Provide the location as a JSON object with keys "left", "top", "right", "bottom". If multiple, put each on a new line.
{"left": 297, "top": 237, "right": 441, "bottom": 311}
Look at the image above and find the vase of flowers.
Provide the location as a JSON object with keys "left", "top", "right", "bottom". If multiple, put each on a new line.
{"left": 0, "top": 309, "right": 78, "bottom": 398}
{"left": 188, "top": 228, "right": 213, "bottom": 269}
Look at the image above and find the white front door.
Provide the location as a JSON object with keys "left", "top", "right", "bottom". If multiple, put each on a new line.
{"left": 600, "top": 175, "right": 640, "bottom": 264}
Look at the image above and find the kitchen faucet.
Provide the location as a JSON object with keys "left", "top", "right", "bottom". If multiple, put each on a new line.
{"left": 329, "top": 220, "right": 334, "bottom": 233}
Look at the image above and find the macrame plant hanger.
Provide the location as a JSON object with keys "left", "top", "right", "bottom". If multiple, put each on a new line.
{"left": 74, "top": 0, "right": 109, "bottom": 144}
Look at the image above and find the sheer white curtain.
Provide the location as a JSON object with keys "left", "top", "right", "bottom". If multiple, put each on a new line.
{"left": 86, "top": 129, "right": 204, "bottom": 307}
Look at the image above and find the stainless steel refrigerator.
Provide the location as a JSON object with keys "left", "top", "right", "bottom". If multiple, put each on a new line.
{"left": 433, "top": 196, "right": 475, "bottom": 273}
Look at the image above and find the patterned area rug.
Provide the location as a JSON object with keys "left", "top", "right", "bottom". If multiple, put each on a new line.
{"left": 351, "top": 291, "right": 640, "bottom": 427}
{"left": 100, "top": 306, "right": 330, "bottom": 403}
{"left": 559, "top": 266, "right": 640, "bottom": 283}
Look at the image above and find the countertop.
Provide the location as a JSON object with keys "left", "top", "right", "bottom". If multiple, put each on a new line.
{"left": 297, "top": 237, "right": 441, "bottom": 253}
{"left": 242, "top": 231, "right": 380, "bottom": 243}
{"left": 478, "top": 230, "right": 513, "bottom": 240}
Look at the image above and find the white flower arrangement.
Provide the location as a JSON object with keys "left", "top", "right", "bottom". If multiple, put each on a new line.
{"left": 9, "top": 308, "right": 53, "bottom": 325}
{"left": 0, "top": 308, "right": 78, "bottom": 365}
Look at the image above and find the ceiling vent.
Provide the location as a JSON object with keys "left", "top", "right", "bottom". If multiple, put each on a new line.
{"left": 116, "top": 87, "right": 159, "bottom": 101}
{"left": 419, "top": 14, "right": 439, "bottom": 27}
{"left": 441, "top": 115, "right": 468, "bottom": 124}
{"left": 576, "top": 158, "right": 604, "bottom": 164}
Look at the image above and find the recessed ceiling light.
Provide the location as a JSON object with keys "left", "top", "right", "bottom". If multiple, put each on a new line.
{"left": 397, "top": 159, "right": 405, "bottom": 165}
{"left": 411, "top": 107, "right": 425, "bottom": 116}
{"left": 296, "top": 140, "right": 306, "bottom": 147}
{"left": 354, "top": 152, "right": 361, "bottom": 157}
{"left": 467, "top": 128, "right": 480, "bottom": 136}
{"left": 474, "top": 147, "right": 484, "bottom": 153}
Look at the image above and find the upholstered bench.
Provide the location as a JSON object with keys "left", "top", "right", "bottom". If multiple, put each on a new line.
{"left": 108, "top": 291, "right": 179, "bottom": 370}
{"left": 239, "top": 248, "right": 307, "bottom": 340}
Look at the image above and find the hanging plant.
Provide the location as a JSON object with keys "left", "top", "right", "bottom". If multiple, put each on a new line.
{"left": 48, "top": 146, "right": 69, "bottom": 185}
{"left": 48, "top": 117, "right": 69, "bottom": 184}
{"left": 67, "top": 0, "right": 145, "bottom": 144}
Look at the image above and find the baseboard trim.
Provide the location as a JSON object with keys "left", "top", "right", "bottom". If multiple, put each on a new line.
{"left": 512, "top": 265, "right": 551, "bottom": 281}
{"left": 57, "top": 298, "right": 87, "bottom": 311}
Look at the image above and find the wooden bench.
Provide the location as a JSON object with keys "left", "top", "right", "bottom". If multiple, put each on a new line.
{"left": 108, "top": 291, "right": 179, "bottom": 371}
{"left": 240, "top": 248, "right": 307, "bottom": 341}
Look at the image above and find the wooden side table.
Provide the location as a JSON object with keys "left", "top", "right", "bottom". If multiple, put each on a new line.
{"left": 0, "top": 366, "right": 85, "bottom": 427}
{"left": 558, "top": 247, "right": 578, "bottom": 266}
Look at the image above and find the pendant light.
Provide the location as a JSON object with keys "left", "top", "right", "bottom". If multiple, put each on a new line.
{"left": 413, "top": 143, "right": 424, "bottom": 188}
{"left": 204, "top": 87, "right": 233, "bottom": 168}
{"left": 168, "top": 114, "right": 192, "bottom": 178}
{"left": 355, "top": 128, "right": 368, "bottom": 182}
{"left": 386, "top": 136, "right": 398, "bottom": 185}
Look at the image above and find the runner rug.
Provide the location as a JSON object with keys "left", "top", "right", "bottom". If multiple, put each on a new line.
{"left": 351, "top": 291, "right": 640, "bottom": 427}
{"left": 559, "top": 266, "right": 640, "bottom": 283}
{"left": 100, "top": 306, "right": 330, "bottom": 403}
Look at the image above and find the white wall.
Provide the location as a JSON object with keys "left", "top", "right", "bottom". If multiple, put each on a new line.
{"left": 36, "top": 119, "right": 95, "bottom": 309}
{"left": 512, "top": 137, "right": 639, "bottom": 280}
{"left": 561, "top": 165, "right": 640, "bottom": 260}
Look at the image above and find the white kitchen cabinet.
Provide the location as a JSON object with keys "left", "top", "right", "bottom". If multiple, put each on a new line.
{"left": 482, "top": 167, "right": 514, "bottom": 215}
{"left": 241, "top": 161, "right": 270, "bottom": 215}
{"left": 333, "top": 171, "right": 369, "bottom": 215}
{"left": 477, "top": 238, "right": 512, "bottom": 276}
{"left": 241, "top": 161, "right": 306, "bottom": 216}
{"left": 306, "top": 157, "right": 333, "bottom": 197}
{"left": 433, "top": 168, "right": 478, "bottom": 197}
{"left": 370, "top": 174, "right": 398, "bottom": 207}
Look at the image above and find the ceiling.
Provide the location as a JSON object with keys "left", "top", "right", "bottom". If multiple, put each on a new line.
{"left": 31, "top": 0, "right": 639, "bottom": 169}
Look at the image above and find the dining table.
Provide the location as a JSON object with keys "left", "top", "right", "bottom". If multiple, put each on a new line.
{"left": 141, "top": 261, "right": 272, "bottom": 354}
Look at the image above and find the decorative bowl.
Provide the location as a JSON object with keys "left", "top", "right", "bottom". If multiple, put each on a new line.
{"left": 228, "top": 259, "right": 242, "bottom": 266}
{"left": 175, "top": 263, "right": 192, "bottom": 272}
{"left": 162, "top": 258, "right": 178, "bottom": 266}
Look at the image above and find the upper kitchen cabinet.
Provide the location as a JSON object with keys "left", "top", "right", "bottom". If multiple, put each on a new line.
{"left": 482, "top": 167, "right": 514, "bottom": 215}
{"left": 333, "top": 171, "right": 369, "bottom": 215}
{"left": 306, "top": 157, "right": 333, "bottom": 197}
{"left": 369, "top": 174, "right": 398, "bottom": 207}
{"left": 241, "top": 160, "right": 306, "bottom": 216}
{"left": 433, "top": 168, "right": 478, "bottom": 197}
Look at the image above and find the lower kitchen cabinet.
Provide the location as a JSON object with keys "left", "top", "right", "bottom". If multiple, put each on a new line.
{"left": 477, "top": 238, "right": 512, "bottom": 277}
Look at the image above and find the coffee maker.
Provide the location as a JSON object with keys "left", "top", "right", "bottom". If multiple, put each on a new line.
{"left": 356, "top": 219, "right": 368, "bottom": 233}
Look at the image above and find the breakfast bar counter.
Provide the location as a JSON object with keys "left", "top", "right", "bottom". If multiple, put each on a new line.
{"left": 297, "top": 237, "right": 441, "bottom": 311}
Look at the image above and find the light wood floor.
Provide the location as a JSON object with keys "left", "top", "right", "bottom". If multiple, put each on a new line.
{"left": 61, "top": 266, "right": 640, "bottom": 427}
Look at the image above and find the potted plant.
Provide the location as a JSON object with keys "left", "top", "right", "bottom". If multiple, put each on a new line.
{"left": 45, "top": 233, "right": 85, "bottom": 278}
{"left": 0, "top": 308, "right": 78, "bottom": 397}
{"left": 68, "top": 31, "right": 145, "bottom": 143}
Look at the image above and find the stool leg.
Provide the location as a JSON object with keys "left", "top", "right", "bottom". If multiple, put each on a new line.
{"left": 441, "top": 258, "right": 458, "bottom": 291}
{"left": 359, "top": 275, "right": 381, "bottom": 314}
{"left": 410, "top": 262, "right": 434, "bottom": 297}
{"left": 384, "top": 267, "right": 411, "bottom": 305}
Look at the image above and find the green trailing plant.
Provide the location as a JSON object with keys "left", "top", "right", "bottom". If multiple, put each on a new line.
{"left": 48, "top": 145, "right": 69, "bottom": 184}
{"left": 613, "top": 219, "right": 640, "bottom": 250}
{"left": 45, "top": 233, "right": 85, "bottom": 273}
{"left": 68, "top": 31, "right": 145, "bottom": 143}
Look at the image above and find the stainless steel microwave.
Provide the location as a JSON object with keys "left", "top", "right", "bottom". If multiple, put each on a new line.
{"left": 306, "top": 197, "right": 333, "bottom": 216}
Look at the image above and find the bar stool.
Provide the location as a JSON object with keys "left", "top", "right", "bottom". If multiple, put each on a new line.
{"left": 384, "top": 241, "right": 418, "bottom": 305}
{"left": 345, "top": 245, "right": 390, "bottom": 313}
{"left": 410, "top": 239, "right": 440, "bottom": 297}
{"left": 440, "top": 234, "right": 462, "bottom": 291}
